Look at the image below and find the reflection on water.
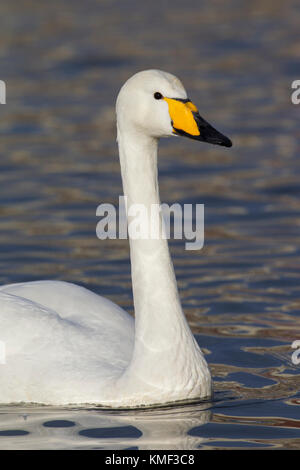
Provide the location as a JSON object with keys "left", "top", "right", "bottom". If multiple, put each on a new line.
{"left": 0, "top": 0, "right": 300, "bottom": 450}
{"left": 0, "top": 402, "right": 211, "bottom": 450}
{"left": 1, "top": 393, "right": 300, "bottom": 449}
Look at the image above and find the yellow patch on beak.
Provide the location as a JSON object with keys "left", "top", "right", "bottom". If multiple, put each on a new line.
{"left": 164, "top": 98, "right": 200, "bottom": 136}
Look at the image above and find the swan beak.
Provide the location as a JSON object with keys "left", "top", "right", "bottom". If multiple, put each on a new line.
{"left": 164, "top": 97, "right": 232, "bottom": 148}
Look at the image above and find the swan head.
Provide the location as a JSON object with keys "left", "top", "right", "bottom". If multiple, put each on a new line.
{"left": 116, "top": 69, "right": 232, "bottom": 147}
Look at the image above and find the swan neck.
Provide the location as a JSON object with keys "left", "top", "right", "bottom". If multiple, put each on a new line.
{"left": 117, "top": 130, "right": 159, "bottom": 207}
{"left": 115, "top": 126, "right": 210, "bottom": 398}
{"left": 117, "top": 129, "right": 194, "bottom": 346}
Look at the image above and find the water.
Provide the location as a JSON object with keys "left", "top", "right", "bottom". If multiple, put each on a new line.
{"left": 0, "top": 0, "right": 300, "bottom": 450}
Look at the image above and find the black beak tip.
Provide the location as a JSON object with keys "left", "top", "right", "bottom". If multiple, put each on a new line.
{"left": 221, "top": 136, "right": 232, "bottom": 148}
{"left": 192, "top": 112, "right": 233, "bottom": 148}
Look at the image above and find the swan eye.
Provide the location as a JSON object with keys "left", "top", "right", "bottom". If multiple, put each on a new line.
{"left": 154, "top": 92, "right": 163, "bottom": 100}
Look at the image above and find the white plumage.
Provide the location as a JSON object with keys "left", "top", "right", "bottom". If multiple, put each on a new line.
{"left": 0, "top": 69, "right": 231, "bottom": 407}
